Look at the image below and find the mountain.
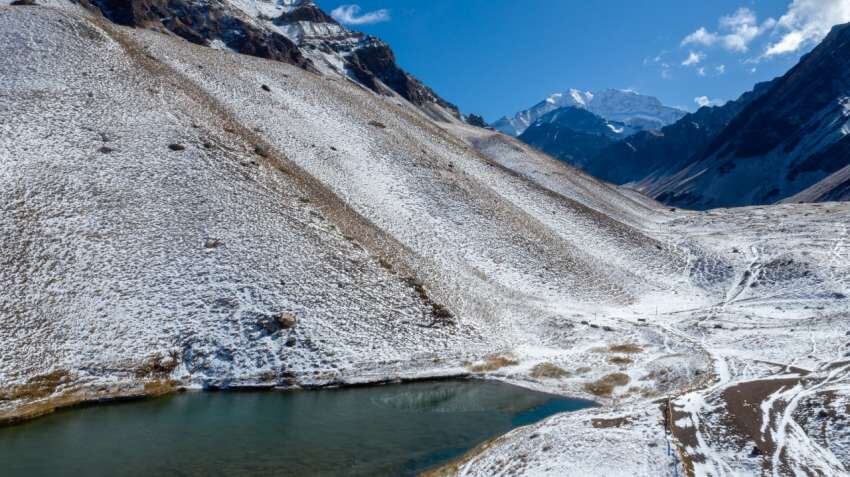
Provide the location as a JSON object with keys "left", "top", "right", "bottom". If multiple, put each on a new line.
{"left": 518, "top": 107, "right": 633, "bottom": 169}
{"left": 593, "top": 23, "right": 850, "bottom": 209}
{"left": 652, "top": 22, "right": 850, "bottom": 209}
{"left": 2, "top": 3, "right": 850, "bottom": 476}
{"left": 585, "top": 24, "right": 850, "bottom": 209}
{"left": 585, "top": 89, "right": 686, "bottom": 130}
{"left": 492, "top": 89, "right": 593, "bottom": 136}
{"left": 78, "top": 0, "right": 461, "bottom": 121}
{"left": 589, "top": 79, "right": 777, "bottom": 186}
{"left": 4, "top": 0, "right": 697, "bottom": 423}
{"left": 493, "top": 89, "right": 685, "bottom": 136}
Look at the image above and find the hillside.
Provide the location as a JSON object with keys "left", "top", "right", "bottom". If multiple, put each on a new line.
{"left": 589, "top": 80, "right": 776, "bottom": 186}
{"left": 517, "top": 107, "right": 629, "bottom": 169}
{"left": 587, "top": 23, "right": 850, "bottom": 209}
{"left": 2, "top": 2, "right": 849, "bottom": 476}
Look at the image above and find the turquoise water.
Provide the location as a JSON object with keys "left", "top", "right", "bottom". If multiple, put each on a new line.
{"left": 0, "top": 380, "right": 595, "bottom": 476}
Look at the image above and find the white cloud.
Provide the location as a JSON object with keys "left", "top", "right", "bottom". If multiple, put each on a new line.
{"left": 682, "top": 51, "right": 705, "bottom": 66}
{"left": 697, "top": 67, "right": 707, "bottom": 76}
{"left": 694, "top": 96, "right": 725, "bottom": 108}
{"left": 682, "top": 7, "right": 775, "bottom": 53}
{"left": 765, "top": 31, "right": 806, "bottom": 56}
{"left": 764, "top": 0, "right": 850, "bottom": 57}
{"left": 682, "top": 27, "right": 718, "bottom": 47}
{"left": 330, "top": 4, "right": 391, "bottom": 25}
{"left": 716, "top": 64, "right": 726, "bottom": 75}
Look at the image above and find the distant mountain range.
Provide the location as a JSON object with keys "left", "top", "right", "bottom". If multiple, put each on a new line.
{"left": 509, "top": 23, "right": 850, "bottom": 209}
{"left": 589, "top": 80, "right": 777, "bottom": 190}
{"left": 508, "top": 90, "right": 684, "bottom": 172}
{"left": 492, "top": 89, "right": 685, "bottom": 137}
{"left": 517, "top": 107, "right": 633, "bottom": 170}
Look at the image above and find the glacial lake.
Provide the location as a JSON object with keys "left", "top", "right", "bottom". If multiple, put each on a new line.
{"left": 0, "top": 379, "right": 595, "bottom": 476}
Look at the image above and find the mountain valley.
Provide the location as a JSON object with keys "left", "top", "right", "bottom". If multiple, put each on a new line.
{"left": 1, "top": 1, "right": 849, "bottom": 476}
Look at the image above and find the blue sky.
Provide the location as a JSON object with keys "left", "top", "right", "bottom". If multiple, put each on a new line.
{"left": 315, "top": 1, "right": 849, "bottom": 121}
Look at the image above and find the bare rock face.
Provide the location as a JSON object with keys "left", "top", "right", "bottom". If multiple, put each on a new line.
{"left": 78, "top": 0, "right": 314, "bottom": 69}
{"left": 654, "top": 22, "right": 850, "bottom": 209}
{"left": 592, "top": 23, "right": 850, "bottom": 209}
{"left": 272, "top": 0, "right": 460, "bottom": 121}
{"left": 77, "top": 0, "right": 459, "bottom": 121}
{"left": 590, "top": 79, "right": 777, "bottom": 187}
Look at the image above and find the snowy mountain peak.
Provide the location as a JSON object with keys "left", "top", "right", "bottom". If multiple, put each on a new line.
{"left": 228, "top": 0, "right": 311, "bottom": 18}
{"left": 569, "top": 88, "right": 592, "bottom": 106}
{"left": 586, "top": 88, "right": 683, "bottom": 130}
{"left": 493, "top": 88, "right": 684, "bottom": 136}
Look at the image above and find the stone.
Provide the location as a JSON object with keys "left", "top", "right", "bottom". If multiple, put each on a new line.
{"left": 277, "top": 312, "right": 297, "bottom": 329}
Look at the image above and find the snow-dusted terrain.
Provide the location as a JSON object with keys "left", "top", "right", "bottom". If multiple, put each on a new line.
{"left": 1, "top": 3, "right": 849, "bottom": 476}
{"left": 492, "top": 88, "right": 685, "bottom": 136}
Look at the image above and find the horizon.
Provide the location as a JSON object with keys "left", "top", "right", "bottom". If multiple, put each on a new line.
{"left": 315, "top": 0, "right": 849, "bottom": 120}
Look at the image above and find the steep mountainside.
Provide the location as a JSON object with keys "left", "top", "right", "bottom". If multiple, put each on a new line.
{"left": 2, "top": 3, "right": 850, "bottom": 476}
{"left": 493, "top": 89, "right": 684, "bottom": 136}
{"left": 3, "top": 0, "right": 695, "bottom": 420}
{"left": 590, "top": 80, "right": 776, "bottom": 186}
{"left": 784, "top": 160, "right": 850, "bottom": 203}
{"left": 518, "top": 107, "right": 631, "bottom": 169}
{"left": 636, "top": 23, "right": 850, "bottom": 209}
{"left": 78, "top": 0, "right": 460, "bottom": 121}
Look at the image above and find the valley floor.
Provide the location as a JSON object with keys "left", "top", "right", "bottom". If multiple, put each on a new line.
{"left": 1, "top": 4, "right": 848, "bottom": 476}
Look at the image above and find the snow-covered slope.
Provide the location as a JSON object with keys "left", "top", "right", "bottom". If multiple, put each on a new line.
{"left": 2, "top": 3, "right": 849, "bottom": 476}
{"left": 77, "top": 0, "right": 460, "bottom": 122}
{"left": 588, "top": 89, "right": 685, "bottom": 130}
{"left": 1, "top": 1, "right": 691, "bottom": 420}
{"left": 493, "top": 89, "right": 684, "bottom": 136}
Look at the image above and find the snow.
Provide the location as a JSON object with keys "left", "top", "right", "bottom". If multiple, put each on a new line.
{"left": 1, "top": 4, "right": 849, "bottom": 476}
{"left": 569, "top": 88, "right": 591, "bottom": 106}
{"left": 607, "top": 123, "right": 624, "bottom": 134}
{"left": 228, "top": 0, "right": 304, "bottom": 18}
{"left": 545, "top": 93, "right": 563, "bottom": 104}
{"left": 494, "top": 88, "right": 683, "bottom": 136}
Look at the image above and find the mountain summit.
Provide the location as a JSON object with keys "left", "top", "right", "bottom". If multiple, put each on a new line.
{"left": 492, "top": 89, "right": 684, "bottom": 136}
{"left": 79, "top": 0, "right": 460, "bottom": 121}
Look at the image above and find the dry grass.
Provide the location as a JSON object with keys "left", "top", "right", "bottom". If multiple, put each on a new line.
{"left": 584, "top": 372, "right": 631, "bottom": 397}
{"left": 530, "top": 362, "right": 571, "bottom": 379}
{"left": 591, "top": 416, "right": 632, "bottom": 428}
{"left": 135, "top": 353, "right": 179, "bottom": 378}
{"left": 608, "top": 355, "right": 634, "bottom": 366}
{"left": 0, "top": 369, "right": 70, "bottom": 401}
{"left": 143, "top": 379, "right": 180, "bottom": 396}
{"left": 470, "top": 354, "right": 519, "bottom": 373}
{"left": 608, "top": 343, "right": 644, "bottom": 353}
